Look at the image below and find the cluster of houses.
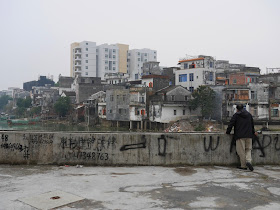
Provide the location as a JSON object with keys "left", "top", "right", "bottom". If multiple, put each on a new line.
{"left": 1, "top": 55, "right": 280, "bottom": 129}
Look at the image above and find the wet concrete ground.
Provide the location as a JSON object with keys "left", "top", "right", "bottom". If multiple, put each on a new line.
{"left": 0, "top": 165, "right": 280, "bottom": 209}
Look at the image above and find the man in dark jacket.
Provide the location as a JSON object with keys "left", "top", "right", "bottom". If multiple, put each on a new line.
{"left": 226, "top": 104, "right": 257, "bottom": 171}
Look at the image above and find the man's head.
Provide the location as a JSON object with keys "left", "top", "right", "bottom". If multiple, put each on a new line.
{"left": 236, "top": 104, "right": 244, "bottom": 111}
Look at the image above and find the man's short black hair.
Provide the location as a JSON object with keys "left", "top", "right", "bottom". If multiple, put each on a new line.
{"left": 236, "top": 104, "right": 244, "bottom": 111}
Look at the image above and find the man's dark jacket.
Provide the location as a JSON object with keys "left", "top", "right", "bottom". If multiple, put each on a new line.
{"left": 226, "top": 110, "right": 255, "bottom": 139}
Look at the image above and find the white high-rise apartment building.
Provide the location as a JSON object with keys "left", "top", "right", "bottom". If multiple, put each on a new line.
{"left": 70, "top": 41, "right": 97, "bottom": 78}
{"left": 127, "top": 49, "right": 157, "bottom": 80}
{"left": 96, "top": 44, "right": 119, "bottom": 79}
{"left": 70, "top": 41, "right": 156, "bottom": 81}
{"left": 71, "top": 41, "right": 129, "bottom": 80}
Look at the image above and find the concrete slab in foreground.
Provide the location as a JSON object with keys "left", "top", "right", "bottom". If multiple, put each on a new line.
{"left": 0, "top": 165, "right": 280, "bottom": 209}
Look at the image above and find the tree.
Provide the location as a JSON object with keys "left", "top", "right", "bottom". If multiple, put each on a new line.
{"left": 0, "top": 95, "right": 12, "bottom": 111}
{"left": 190, "top": 86, "right": 216, "bottom": 119}
{"left": 54, "top": 97, "right": 71, "bottom": 117}
{"left": 16, "top": 97, "right": 32, "bottom": 118}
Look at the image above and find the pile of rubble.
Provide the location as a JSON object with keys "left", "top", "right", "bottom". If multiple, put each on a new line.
{"left": 164, "top": 120, "right": 221, "bottom": 133}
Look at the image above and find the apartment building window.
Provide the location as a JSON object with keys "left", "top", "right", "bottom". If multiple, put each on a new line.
{"left": 144, "top": 59, "right": 147, "bottom": 62}
{"left": 85, "top": 72, "right": 88, "bottom": 75}
{"left": 105, "top": 66, "right": 109, "bottom": 70}
{"left": 171, "top": 95, "right": 175, "bottom": 101}
{"left": 154, "top": 56, "right": 156, "bottom": 59}
{"left": 105, "top": 54, "right": 108, "bottom": 58}
{"left": 119, "top": 109, "right": 122, "bottom": 114}
{"left": 138, "top": 52, "right": 140, "bottom": 56}
{"left": 105, "top": 48, "right": 108, "bottom": 52}
{"left": 86, "top": 60, "right": 88, "bottom": 63}
{"left": 113, "top": 55, "right": 116, "bottom": 59}
{"left": 174, "top": 110, "right": 177, "bottom": 115}
{"left": 86, "top": 42, "right": 88, "bottom": 45}
{"left": 209, "top": 72, "right": 213, "bottom": 81}
{"left": 189, "top": 87, "right": 194, "bottom": 92}
{"left": 210, "top": 61, "right": 213, "bottom": 68}
{"left": 184, "top": 63, "right": 188, "bottom": 69}
{"left": 189, "top": 73, "right": 194, "bottom": 81}
{"left": 138, "top": 58, "right": 140, "bottom": 61}
{"left": 271, "top": 109, "right": 279, "bottom": 117}
{"left": 105, "top": 60, "right": 108, "bottom": 64}
{"left": 135, "top": 74, "right": 138, "bottom": 80}
{"left": 183, "top": 110, "right": 186, "bottom": 115}
{"left": 113, "top": 61, "right": 116, "bottom": 65}
{"left": 113, "top": 49, "right": 116, "bottom": 53}
{"left": 110, "top": 95, "right": 114, "bottom": 101}
{"left": 86, "top": 66, "right": 88, "bottom": 69}
{"left": 86, "top": 54, "right": 88, "bottom": 57}
{"left": 113, "top": 67, "right": 115, "bottom": 70}
{"left": 145, "top": 53, "right": 147, "bottom": 56}
{"left": 179, "top": 74, "right": 187, "bottom": 82}
{"left": 251, "top": 91, "right": 257, "bottom": 99}
{"left": 86, "top": 48, "right": 88, "bottom": 51}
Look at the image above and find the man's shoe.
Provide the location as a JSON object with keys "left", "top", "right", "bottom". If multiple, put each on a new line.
{"left": 246, "top": 162, "right": 254, "bottom": 171}
{"left": 237, "top": 166, "right": 247, "bottom": 170}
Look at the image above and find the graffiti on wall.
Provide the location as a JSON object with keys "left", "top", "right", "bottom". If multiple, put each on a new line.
{"left": 120, "top": 135, "right": 146, "bottom": 151}
{"left": 23, "top": 133, "right": 54, "bottom": 145}
{"left": 1, "top": 133, "right": 30, "bottom": 159}
{"left": 204, "top": 136, "right": 220, "bottom": 152}
{"left": 60, "top": 135, "right": 116, "bottom": 161}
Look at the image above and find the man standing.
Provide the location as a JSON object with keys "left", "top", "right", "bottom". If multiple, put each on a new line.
{"left": 226, "top": 104, "right": 257, "bottom": 171}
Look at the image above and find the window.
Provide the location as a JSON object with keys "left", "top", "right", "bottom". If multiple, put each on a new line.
{"left": 105, "top": 60, "right": 108, "bottom": 64}
{"left": 113, "top": 67, "right": 115, "bottom": 70}
{"left": 251, "top": 91, "right": 257, "bottom": 99}
{"left": 185, "top": 96, "right": 188, "bottom": 101}
{"left": 233, "top": 79, "right": 237, "bottom": 84}
{"left": 85, "top": 72, "right": 88, "bottom": 75}
{"left": 145, "top": 53, "right": 147, "bottom": 56}
{"left": 109, "top": 110, "right": 112, "bottom": 114}
{"left": 174, "top": 110, "right": 177, "bottom": 115}
{"left": 110, "top": 95, "right": 114, "bottom": 101}
{"left": 189, "top": 73, "right": 194, "bottom": 81}
{"left": 86, "top": 66, "right": 88, "bottom": 69}
{"left": 105, "top": 66, "right": 108, "bottom": 70}
{"left": 113, "top": 49, "right": 116, "bottom": 53}
{"left": 183, "top": 110, "right": 186, "bottom": 115}
{"left": 171, "top": 95, "right": 175, "bottom": 101}
{"left": 184, "top": 63, "right": 188, "bottom": 69}
{"left": 179, "top": 74, "right": 187, "bottom": 82}
{"left": 210, "top": 61, "right": 213, "bottom": 68}
{"left": 86, "top": 54, "right": 88, "bottom": 57}
{"left": 119, "top": 109, "right": 122, "bottom": 114}
{"left": 86, "top": 60, "right": 88, "bottom": 63}
{"left": 113, "top": 61, "right": 116, "bottom": 65}
{"left": 189, "top": 87, "right": 194, "bottom": 92}
{"left": 138, "top": 52, "right": 140, "bottom": 56}
{"left": 138, "top": 58, "right": 140, "bottom": 61}
{"left": 86, "top": 42, "right": 88, "bottom": 45}
{"left": 105, "top": 48, "right": 108, "bottom": 52}
{"left": 154, "top": 56, "right": 156, "bottom": 59}
{"left": 271, "top": 109, "right": 279, "bottom": 117}
{"left": 113, "top": 55, "right": 116, "bottom": 59}
{"left": 81, "top": 79, "right": 85, "bottom": 83}
{"left": 105, "top": 54, "right": 108, "bottom": 58}
{"left": 209, "top": 72, "right": 213, "bottom": 81}
{"left": 135, "top": 74, "right": 138, "bottom": 80}
{"left": 86, "top": 48, "right": 88, "bottom": 51}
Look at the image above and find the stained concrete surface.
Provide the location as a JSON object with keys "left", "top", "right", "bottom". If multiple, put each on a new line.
{"left": 0, "top": 165, "right": 280, "bottom": 209}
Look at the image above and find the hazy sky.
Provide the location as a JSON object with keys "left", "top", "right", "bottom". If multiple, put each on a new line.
{"left": 0, "top": 0, "right": 279, "bottom": 90}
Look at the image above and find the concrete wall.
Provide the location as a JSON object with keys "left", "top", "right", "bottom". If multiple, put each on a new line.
{"left": 1, "top": 131, "right": 280, "bottom": 166}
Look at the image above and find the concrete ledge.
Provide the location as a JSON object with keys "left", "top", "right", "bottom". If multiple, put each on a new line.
{"left": 0, "top": 131, "right": 279, "bottom": 165}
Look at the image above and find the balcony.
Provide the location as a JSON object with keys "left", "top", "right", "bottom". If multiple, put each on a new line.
{"left": 75, "top": 62, "right": 81, "bottom": 66}
{"left": 75, "top": 56, "right": 82, "bottom": 60}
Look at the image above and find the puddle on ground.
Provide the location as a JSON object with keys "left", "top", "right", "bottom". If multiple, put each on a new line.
{"left": 174, "top": 167, "right": 197, "bottom": 176}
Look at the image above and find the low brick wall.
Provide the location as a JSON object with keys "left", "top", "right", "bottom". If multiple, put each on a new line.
{"left": 0, "top": 131, "right": 279, "bottom": 165}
